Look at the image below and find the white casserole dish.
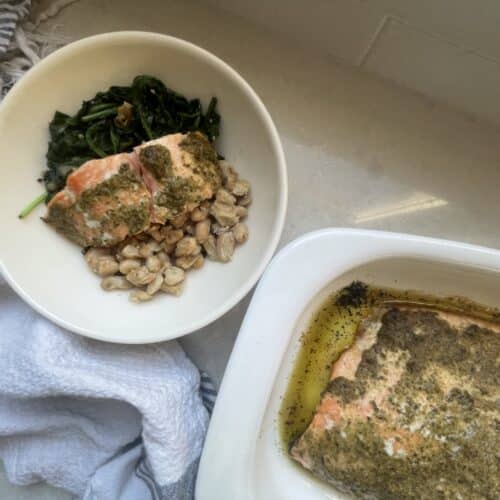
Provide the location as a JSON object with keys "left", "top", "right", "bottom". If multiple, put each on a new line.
{"left": 196, "top": 228, "right": 500, "bottom": 499}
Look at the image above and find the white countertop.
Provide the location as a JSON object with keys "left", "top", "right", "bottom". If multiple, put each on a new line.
{"left": 3, "top": 0, "right": 500, "bottom": 497}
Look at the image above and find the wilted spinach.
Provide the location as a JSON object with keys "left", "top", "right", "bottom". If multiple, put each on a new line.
{"left": 19, "top": 75, "right": 220, "bottom": 217}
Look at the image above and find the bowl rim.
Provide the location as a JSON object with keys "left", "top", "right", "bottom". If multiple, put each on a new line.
{"left": 0, "top": 31, "right": 288, "bottom": 343}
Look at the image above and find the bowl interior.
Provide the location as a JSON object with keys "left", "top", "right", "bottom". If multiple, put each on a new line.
{"left": 0, "top": 32, "right": 286, "bottom": 343}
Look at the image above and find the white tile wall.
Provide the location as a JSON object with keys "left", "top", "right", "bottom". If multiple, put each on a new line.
{"left": 363, "top": 17, "right": 500, "bottom": 124}
{"left": 205, "top": 0, "right": 500, "bottom": 125}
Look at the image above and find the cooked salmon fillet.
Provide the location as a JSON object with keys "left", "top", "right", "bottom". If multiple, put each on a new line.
{"left": 45, "top": 131, "right": 222, "bottom": 246}
{"left": 290, "top": 306, "right": 500, "bottom": 499}
{"left": 135, "top": 131, "right": 221, "bottom": 224}
{"left": 45, "top": 153, "right": 151, "bottom": 247}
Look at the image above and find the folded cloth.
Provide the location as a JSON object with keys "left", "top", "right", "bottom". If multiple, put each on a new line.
{"left": 0, "top": 274, "right": 215, "bottom": 499}
{"left": 0, "top": 0, "right": 78, "bottom": 98}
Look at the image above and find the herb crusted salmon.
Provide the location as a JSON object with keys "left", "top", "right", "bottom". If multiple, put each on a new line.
{"left": 45, "top": 132, "right": 221, "bottom": 247}
{"left": 45, "top": 153, "right": 151, "bottom": 247}
{"left": 135, "top": 131, "right": 222, "bottom": 224}
{"left": 290, "top": 306, "right": 500, "bottom": 499}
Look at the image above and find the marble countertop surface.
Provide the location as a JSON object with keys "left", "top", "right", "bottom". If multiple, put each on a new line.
{"left": 2, "top": 0, "right": 500, "bottom": 497}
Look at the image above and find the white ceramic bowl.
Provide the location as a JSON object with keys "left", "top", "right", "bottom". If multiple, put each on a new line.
{"left": 197, "top": 228, "right": 500, "bottom": 499}
{"left": 0, "top": 32, "right": 287, "bottom": 343}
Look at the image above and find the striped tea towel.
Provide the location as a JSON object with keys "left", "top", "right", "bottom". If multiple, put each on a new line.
{"left": 0, "top": 274, "right": 216, "bottom": 500}
{"left": 0, "top": 0, "right": 77, "bottom": 98}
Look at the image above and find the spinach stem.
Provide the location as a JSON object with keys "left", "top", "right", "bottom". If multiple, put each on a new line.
{"left": 87, "top": 103, "right": 116, "bottom": 114}
{"left": 81, "top": 108, "right": 117, "bottom": 122}
{"left": 18, "top": 192, "right": 48, "bottom": 219}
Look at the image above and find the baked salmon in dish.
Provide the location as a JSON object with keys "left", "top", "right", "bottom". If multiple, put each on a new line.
{"left": 135, "top": 131, "right": 221, "bottom": 224}
{"left": 45, "top": 132, "right": 222, "bottom": 247}
{"left": 45, "top": 153, "right": 151, "bottom": 247}
{"left": 290, "top": 306, "right": 500, "bottom": 499}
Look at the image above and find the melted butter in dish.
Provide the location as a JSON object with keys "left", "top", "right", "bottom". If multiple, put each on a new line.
{"left": 281, "top": 282, "right": 500, "bottom": 499}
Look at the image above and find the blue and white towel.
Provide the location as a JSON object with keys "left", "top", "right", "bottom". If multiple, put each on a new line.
{"left": 0, "top": 273, "right": 216, "bottom": 500}
{"left": 0, "top": 0, "right": 77, "bottom": 98}
{"left": 0, "top": 4, "right": 216, "bottom": 499}
{"left": 0, "top": 0, "right": 31, "bottom": 53}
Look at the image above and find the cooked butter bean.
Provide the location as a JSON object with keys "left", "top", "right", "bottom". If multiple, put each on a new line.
{"left": 192, "top": 255, "right": 204, "bottom": 269}
{"left": 148, "top": 227, "right": 164, "bottom": 242}
{"left": 101, "top": 276, "right": 133, "bottom": 291}
{"left": 156, "top": 251, "right": 171, "bottom": 267}
{"left": 161, "top": 283, "right": 183, "bottom": 296}
{"left": 163, "top": 266, "right": 185, "bottom": 286}
{"left": 85, "top": 248, "right": 110, "bottom": 265}
{"left": 203, "top": 235, "right": 217, "bottom": 260}
{"left": 121, "top": 244, "right": 140, "bottom": 259}
{"left": 235, "top": 206, "right": 248, "bottom": 219}
{"left": 139, "top": 240, "right": 161, "bottom": 258}
{"left": 146, "top": 255, "right": 161, "bottom": 273}
{"left": 216, "top": 232, "right": 235, "bottom": 262}
{"left": 232, "top": 179, "right": 250, "bottom": 197}
{"left": 211, "top": 223, "right": 230, "bottom": 235}
{"left": 92, "top": 257, "right": 119, "bottom": 277}
{"left": 219, "top": 160, "right": 238, "bottom": 190}
{"left": 233, "top": 222, "right": 249, "bottom": 244}
{"left": 238, "top": 193, "right": 252, "bottom": 207}
{"left": 126, "top": 267, "right": 155, "bottom": 286}
{"left": 175, "top": 236, "right": 200, "bottom": 257}
{"left": 195, "top": 219, "right": 211, "bottom": 243}
{"left": 191, "top": 205, "right": 208, "bottom": 222}
{"left": 176, "top": 254, "right": 199, "bottom": 270}
{"left": 146, "top": 274, "right": 164, "bottom": 295}
{"left": 119, "top": 259, "right": 141, "bottom": 275}
{"left": 164, "top": 229, "right": 184, "bottom": 245}
{"left": 216, "top": 188, "right": 236, "bottom": 205}
{"left": 210, "top": 201, "right": 239, "bottom": 227}
{"left": 129, "top": 290, "right": 153, "bottom": 303}
{"left": 171, "top": 213, "right": 189, "bottom": 229}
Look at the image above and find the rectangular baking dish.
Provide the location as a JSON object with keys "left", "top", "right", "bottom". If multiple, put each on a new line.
{"left": 196, "top": 228, "right": 500, "bottom": 499}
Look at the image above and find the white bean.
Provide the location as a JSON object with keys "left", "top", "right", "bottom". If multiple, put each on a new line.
{"left": 126, "top": 267, "right": 155, "bottom": 286}
{"left": 146, "top": 273, "right": 164, "bottom": 295}
{"left": 121, "top": 244, "right": 140, "bottom": 259}
{"left": 146, "top": 255, "right": 161, "bottom": 273}
{"left": 176, "top": 254, "right": 199, "bottom": 270}
{"left": 191, "top": 205, "right": 208, "bottom": 222}
{"left": 216, "top": 188, "right": 236, "bottom": 205}
{"left": 156, "top": 251, "right": 171, "bottom": 267}
{"left": 238, "top": 193, "right": 252, "bottom": 207}
{"left": 195, "top": 219, "right": 211, "bottom": 244}
{"left": 219, "top": 160, "right": 238, "bottom": 190}
{"left": 92, "top": 256, "right": 119, "bottom": 277}
{"left": 192, "top": 254, "right": 204, "bottom": 269}
{"left": 163, "top": 266, "right": 185, "bottom": 286}
{"left": 232, "top": 179, "right": 250, "bottom": 197}
{"left": 85, "top": 248, "right": 110, "bottom": 265}
{"left": 161, "top": 283, "right": 183, "bottom": 296}
{"left": 175, "top": 236, "right": 200, "bottom": 257}
{"left": 216, "top": 232, "right": 235, "bottom": 262}
{"left": 129, "top": 290, "right": 153, "bottom": 303}
{"left": 119, "top": 259, "right": 141, "bottom": 275}
{"left": 164, "top": 228, "right": 184, "bottom": 245}
{"left": 233, "top": 223, "right": 249, "bottom": 244}
{"left": 235, "top": 205, "right": 248, "bottom": 219}
{"left": 101, "top": 276, "right": 133, "bottom": 291}
{"left": 203, "top": 235, "right": 217, "bottom": 260}
{"left": 210, "top": 201, "right": 239, "bottom": 227}
{"left": 139, "top": 240, "right": 161, "bottom": 258}
{"left": 171, "top": 213, "right": 189, "bottom": 229}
